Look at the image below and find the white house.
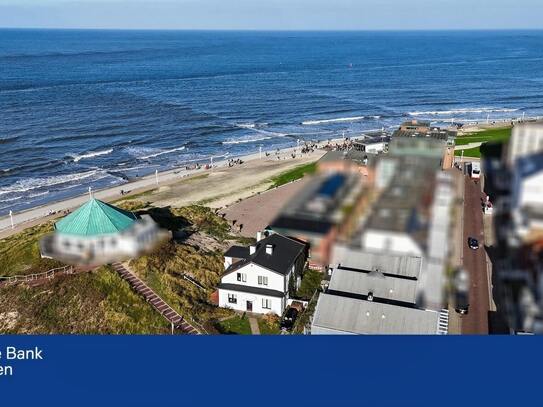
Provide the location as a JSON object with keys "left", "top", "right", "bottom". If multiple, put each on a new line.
{"left": 218, "top": 233, "right": 308, "bottom": 315}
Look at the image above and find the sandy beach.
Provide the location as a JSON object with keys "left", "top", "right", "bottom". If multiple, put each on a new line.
{"left": 0, "top": 143, "right": 326, "bottom": 238}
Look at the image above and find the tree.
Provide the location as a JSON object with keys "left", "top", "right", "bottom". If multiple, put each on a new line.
{"left": 288, "top": 272, "right": 296, "bottom": 298}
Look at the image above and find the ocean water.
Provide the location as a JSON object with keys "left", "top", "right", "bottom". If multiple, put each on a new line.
{"left": 1, "top": 29, "right": 543, "bottom": 215}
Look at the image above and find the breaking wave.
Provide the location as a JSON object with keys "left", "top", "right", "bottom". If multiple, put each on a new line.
{"left": 71, "top": 149, "right": 113, "bottom": 162}
{"left": 128, "top": 146, "right": 186, "bottom": 160}
{"left": 223, "top": 136, "right": 273, "bottom": 145}
{"left": 0, "top": 170, "right": 103, "bottom": 196}
{"left": 302, "top": 116, "right": 371, "bottom": 125}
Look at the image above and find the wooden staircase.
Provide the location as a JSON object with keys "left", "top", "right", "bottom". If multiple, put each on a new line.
{"left": 112, "top": 262, "right": 201, "bottom": 335}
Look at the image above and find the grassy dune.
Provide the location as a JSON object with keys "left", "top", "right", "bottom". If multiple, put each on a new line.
{"left": 129, "top": 205, "right": 239, "bottom": 331}
{"left": 0, "top": 204, "right": 238, "bottom": 334}
{"left": 0, "top": 222, "right": 63, "bottom": 277}
{"left": 0, "top": 266, "right": 169, "bottom": 334}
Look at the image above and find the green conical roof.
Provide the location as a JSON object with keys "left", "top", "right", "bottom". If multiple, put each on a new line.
{"left": 55, "top": 198, "right": 137, "bottom": 237}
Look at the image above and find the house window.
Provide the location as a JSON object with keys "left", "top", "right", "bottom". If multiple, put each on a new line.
{"left": 228, "top": 293, "right": 237, "bottom": 304}
{"left": 237, "top": 273, "right": 247, "bottom": 282}
{"left": 258, "top": 276, "right": 268, "bottom": 286}
{"left": 262, "top": 298, "right": 271, "bottom": 309}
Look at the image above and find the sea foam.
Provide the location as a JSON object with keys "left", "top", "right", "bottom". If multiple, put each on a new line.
{"left": 302, "top": 116, "right": 368, "bottom": 125}
{"left": 137, "top": 146, "right": 186, "bottom": 160}
{"left": 71, "top": 149, "right": 114, "bottom": 162}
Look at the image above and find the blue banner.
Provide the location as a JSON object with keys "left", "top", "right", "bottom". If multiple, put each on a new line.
{"left": 0, "top": 336, "right": 538, "bottom": 406}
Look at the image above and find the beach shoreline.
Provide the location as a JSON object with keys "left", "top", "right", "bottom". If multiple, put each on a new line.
{"left": 0, "top": 141, "right": 328, "bottom": 237}
{"left": 1, "top": 115, "right": 539, "bottom": 239}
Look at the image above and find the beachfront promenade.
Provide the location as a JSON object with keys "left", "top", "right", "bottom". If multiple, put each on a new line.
{"left": 0, "top": 145, "right": 324, "bottom": 237}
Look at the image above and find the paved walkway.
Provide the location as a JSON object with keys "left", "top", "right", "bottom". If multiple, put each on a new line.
{"left": 222, "top": 178, "right": 310, "bottom": 238}
{"left": 111, "top": 262, "right": 201, "bottom": 335}
{"left": 455, "top": 142, "right": 484, "bottom": 151}
{"left": 248, "top": 316, "right": 260, "bottom": 335}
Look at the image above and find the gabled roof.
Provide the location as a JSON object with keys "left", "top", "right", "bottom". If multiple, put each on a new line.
{"left": 55, "top": 198, "right": 137, "bottom": 237}
{"left": 224, "top": 233, "right": 307, "bottom": 276}
{"left": 224, "top": 246, "right": 250, "bottom": 259}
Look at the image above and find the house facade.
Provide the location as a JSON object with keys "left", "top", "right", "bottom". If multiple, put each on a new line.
{"left": 218, "top": 233, "right": 308, "bottom": 315}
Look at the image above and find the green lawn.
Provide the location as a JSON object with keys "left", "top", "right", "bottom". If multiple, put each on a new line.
{"left": 455, "top": 127, "right": 511, "bottom": 146}
{"left": 455, "top": 146, "right": 481, "bottom": 158}
{"left": 258, "top": 318, "right": 281, "bottom": 335}
{"left": 215, "top": 315, "right": 252, "bottom": 335}
{"left": 269, "top": 162, "right": 317, "bottom": 189}
{"left": 454, "top": 127, "right": 512, "bottom": 159}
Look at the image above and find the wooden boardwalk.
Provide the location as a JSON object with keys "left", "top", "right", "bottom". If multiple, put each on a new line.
{"left": 112, "top": 262, "right": 201, "bottom": 335}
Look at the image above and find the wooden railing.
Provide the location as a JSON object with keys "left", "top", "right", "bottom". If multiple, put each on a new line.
{"left": 0, "top": 265, "right": 74, "bottom": 286}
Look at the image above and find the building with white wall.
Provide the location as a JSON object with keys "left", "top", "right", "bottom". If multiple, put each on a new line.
{"left": 40, "top": 198, "right": 162, "bottom": 265}
{"left": 510, "top": 154, "right": 543, "bottom": 245}
{"left": 507, "top": 122, "right": 543, "bottom": 167}
{"left": 218, "top": 233, "right": 307, "bottom": 315}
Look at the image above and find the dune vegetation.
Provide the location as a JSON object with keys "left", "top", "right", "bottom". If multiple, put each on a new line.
{"left": 0, "top": 266, "right": 169, "bottom": 334}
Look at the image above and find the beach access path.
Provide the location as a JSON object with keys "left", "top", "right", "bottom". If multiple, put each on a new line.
{"left": 0, "top": 145, "right": 326, "bottom": 239}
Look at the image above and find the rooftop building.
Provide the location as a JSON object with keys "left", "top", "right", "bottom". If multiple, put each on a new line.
{"left": 391, "top": 120, "right": 456, "bottom": 169}
{"left": 311, "top": 293, "right": 442, "bottom": 335}
{"left": 270, "top": 172, "right": 362, "bottom": 268}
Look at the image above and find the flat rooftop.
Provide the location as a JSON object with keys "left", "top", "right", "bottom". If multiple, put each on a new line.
{"left": 312, "top": 293, "right": 439, "bottom": 335}
{"left": 332, "top": 247, "right": 422, "bottom": 279}
{"left": 328, "top": 266, "right": 419, "bottom": 305}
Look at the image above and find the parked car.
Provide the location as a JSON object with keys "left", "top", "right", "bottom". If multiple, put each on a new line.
{"left": 280, "top": 308, "right": 299, "bottom": 330}
{"left": 468, "top": 237, "right": 479, "bottom": 250}
{"left": 453, "top": 268, "right": 470, "bottom": 315}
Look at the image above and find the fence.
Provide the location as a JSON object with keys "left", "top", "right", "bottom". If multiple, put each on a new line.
{"left": 0, "top": 265, "right": 74, "bottom": 286}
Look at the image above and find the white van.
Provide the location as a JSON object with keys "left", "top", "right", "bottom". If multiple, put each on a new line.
{"left": 470, "top": 162, "right": 481, "bottom": 179}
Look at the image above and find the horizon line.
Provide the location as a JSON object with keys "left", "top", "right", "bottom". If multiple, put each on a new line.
{"left": 2, "top": 27, "right": 543, "bottom": 32}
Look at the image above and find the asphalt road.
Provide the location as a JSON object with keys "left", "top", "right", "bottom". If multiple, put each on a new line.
{"left": 461, "top": 175, "right": 490, "bottom": 334}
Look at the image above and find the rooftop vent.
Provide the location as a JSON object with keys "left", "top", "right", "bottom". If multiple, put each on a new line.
{"left": 265, "top": 244, "right": 274, "bottom": 255}
{"left": 367, "top": 291, "right": 374, "bottom": 302}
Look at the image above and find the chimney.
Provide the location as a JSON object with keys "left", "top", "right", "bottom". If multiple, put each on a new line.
{"left": 265, "top": 244, "right": 274, "bottom": 255}
{"left": 256, "top": 231, "right": 262, "bottom": 242}
{"left": 249, "top": 245, "right": 256, "bottom": 255}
